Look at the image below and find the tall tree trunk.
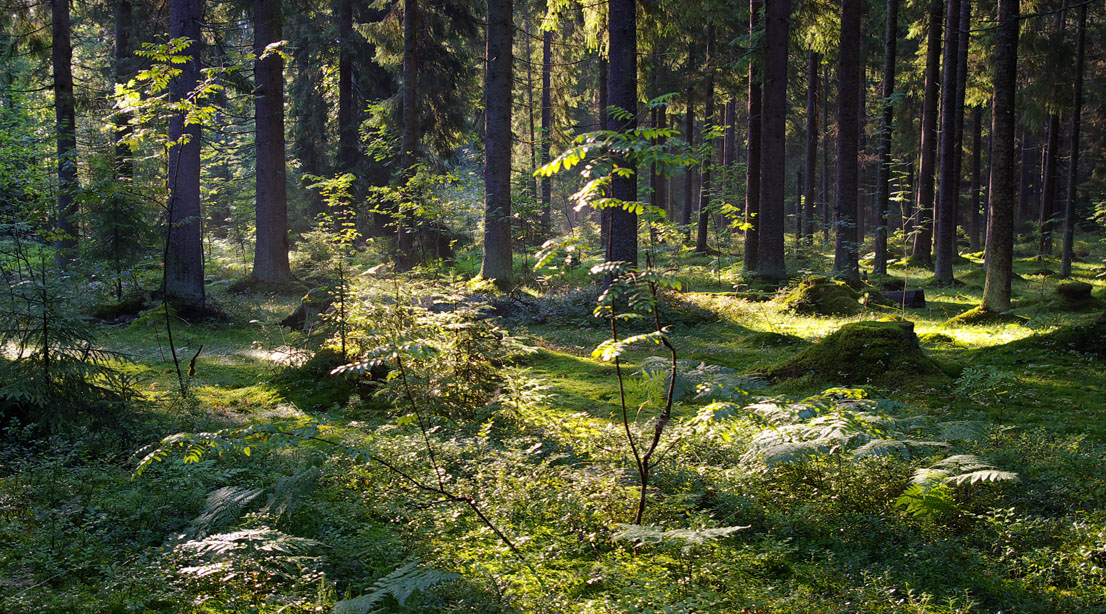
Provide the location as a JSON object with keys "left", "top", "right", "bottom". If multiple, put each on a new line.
{"left": 1059, "top": 3, "right": 1085, "bottom": 278}
{"left": 934, "top": 0, "right": 961, "bottom": 282}
{"left": 607, "top": 0, "right": 637, "bottom": 266}
{"left": 821, "top": 62, "right": 830, "bottom": 241}
{"left": 981, "top": 0, "right": 1018, "bottom": 312}
{"left": 166, "top": 0, "right": 205, "bottom": 310}
{"left": 524, "top": 7, "right": 538, "bottom": 214}
{"left": 541, "top": 28, "right": 553, "bottom": 235}
{"left": 950, "top": 0, "right": 969, "bottom": 245}
{"left": 682, "top": 99, "right": 695, "bottom": 228}
{"left": 873, "top": 0, "right": 897, "bottom": 275}
{"left": 723, "top": 99, "right": 735, "bottom": 214}
{"left": 911, "top": 0, "right": 941, "bottom": 264}
{"left": 113, "top": 0, "right": 133, "bottom": 180}
{"left": 803, "top": 51, "right": 819, "bottom": 245}
{"left": 338, "top": 0, "right": 355, "bottom": 175}
{"left": 252, "top": 0, "right": 291, "bottom": 285}
{"left": 1038, "top": 113, "right": 1060, "bottom": 258}
{"left": 744, "top": 0, "right": 762, "bottom": 270}
{"left": 52, "top": 0, "right": 78, "bottom": 266}
{"left": 833, "top": 0, "right": 861, "bottom": 284}
{"left": 653, "top": 105, "right": 667, "bottom": 223}
{"left": 969, "top": 106, "right": 982, "bottom": 252}
{"left": 756, "top": 0, "right": 788, "bottom": 279}
{"left": 856, "top": 44, "right": 867, "bottom": 244}
{"left": 695, "top": 24, "right": 715, "bottom": 253}
{"left": 396, "top": 0, "right": 419, "bottom": 265}
{"left": 480, "top": 0, "right": 513, "bottom": 286}
{"left": 598, "top": 55, "right": 610, "bottom": 246}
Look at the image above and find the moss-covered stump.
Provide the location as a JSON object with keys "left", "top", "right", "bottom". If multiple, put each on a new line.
{"left": 764, "top": 320, "right": 946, "bottom": 385}
{"left": 227, "top": 277, "right": 308, "bottom": 296}
{"left": 1056, "top": 281, "right": 1094, "bottom": 306}
{"left": 738, "top": 331, "right": 807, "bottom": 348}
{"left": 779, "top": 277, "right": 864, "bottom": 316}
{"left": 945, "top": 305, "right": 1027, "bottom": 327}
{"left": 89, "top": 293, "right": 148, "bottom": 322}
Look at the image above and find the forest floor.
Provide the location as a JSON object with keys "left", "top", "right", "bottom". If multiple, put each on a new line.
{"left": 3, "top": 233, "right": 1106, "bottom": 613}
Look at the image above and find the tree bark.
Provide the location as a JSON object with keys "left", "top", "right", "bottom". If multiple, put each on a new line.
{"left": 1059, "top": 3, "right": 1085, "bottom": 278}
{"left": 337, "top": 0, "right": 355, "bottom": 175}
{"left": 981, "top": 0, "right": 1018, "bottom": 312}
{"left": 540, "top": 28, "right": 553, "bottom": 235}
{"left": 252, "top": 0, "right": 291, "bottom": 285}
{"left": 969, "top": 106, "right": 982, "bottom": 252}
{"left": 396, "top": 0, "right": 419, "bottom": 265}
{"left": 743, "top": 0, "right": 762, "bottom": 270}
{"left": 723, "top": 98, "right": 735, "bottom": 213}
{"left": 52, "top": 0, "right": 78, "bottom": 266}
{"left": 950, "top": 0, "right": 969, "bottom": 245}
{"left": 598, "top": 55, "right": 610, "bottom": 246}
{"left": 911, "top": 0, "right": 942, "bottom": 265}
{"left": 873, "top": 0, "right": 897, "bottom": 275}
{"left": 803, "top": 51, "right": 819, "bottom": 245}
{"left": 695, "top": 24, "right": 715, "bottom": 253}
{"left": 934, "top": 0, "right": 961, "bottom": 282}
{"left": 113, "top": 0, "right": 134, "bottom": 180}
{"left": 1038, "top": 113, "right": 1060, "bottom": 258}
{"left": 607, "top": 0, "right": 637, "bottom": 266}
{"left": 479, "top": 0, "right": 513, "bottom": 286}
{"left": 166, "top": 0, "right": 205, "bottom": 310}
{"left": 833, "top": 0, "right": 861, "bottom": 284}
{"left": 756, "top": 0, "right": 788, "bottom": 279}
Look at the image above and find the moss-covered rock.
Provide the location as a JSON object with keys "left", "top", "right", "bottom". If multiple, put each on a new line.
{"left": 945, "top": 305, "right": 1027, "bottom": 327}
{"left": 779, "top": 277, "right": 864, "bottom": 316}
{"left": 764, "top": 320, "right": 947, "bottom": 385}
{"left": 1056, "top": 281, "right": 1094, "bottom": 306}
{"left": 738, "top": 331, "right": 807, "bottom": 348}
{"left": 227, "top": 276, "right": 309, "bottom": 296}
{"left": 1012, "top": 319, "right": 1106, "bottom": 359}
{"left": 127, "top": 303, "right": 184, "bottom": 330}
{"left": 89, "top": 293, "right": 148, "bottom": 322}
{"left": 919, "top": 332, "right": 955, "bottom": 344}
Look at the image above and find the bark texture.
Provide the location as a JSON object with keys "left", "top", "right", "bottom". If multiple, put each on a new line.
{"left": 873, "top": 0, "right": 897, "bottom": 275}
{"left": 833, "top": 0, "right": 861, "bottom": 284}
{"left": 479, "top": 0, "right": 514, "bottom": 286}
{"left": 910, "top": 0, "right": 942, "bottom": 264}
{"left": 756, "top": 0, "right": 788, "bottom": 279}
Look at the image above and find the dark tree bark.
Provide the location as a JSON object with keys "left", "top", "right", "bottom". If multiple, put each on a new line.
{"left": 1059, "top": 3, "right": 1086, "bottom": 278}
{"left": 652, "top": 104, "right": 667, "bottom": 223}
{"left": 803, "top": 51, "right": 819, "bottom": 245}
{"left": 695, "top": 24, "right": 715, "bottom": 253}
{"left": 252, "top": 0, "right": 291, "bottom": 285}
{"left": 950, "top": 0, "right": 969, "bottom": 243}
{"left": 969, "top": 106, "right": 982, "bottom": 252}
{"left": 743, "top": 0, "right": 762, "bottom": 270}
{"left": 833, "top": 0, "right": 862, "bottom": 284}
{"left": 606, "top": 0, "right": 637, "bottom": 266}
{"left": 873, "top": 0, "right": 897, "bottom": 275}
{"left": 821, "top": 63, "right": 831, "bottom": 241}
{"left": 113, "top": 0, "right": 134, "bottom": 179}
{"left": 756, "top": 0, "right": 788, "bottom": 279}
{"left": 396, "top": 0, "right": 419, "bottom": 264}
{"left": 479, "top": 0, "right": 513, "bottom": 285}
{"left": 166, "top": 0, "right": 205, "bottom": 310}
{"left": 723, "top": 98, "right": 735, "bottom": 210}
{"left": 682, "top": 45, "right": 695, "bottom": 229}
{"left": 1038, "top": 113, "right": 1060, "bottom": 258}
{"left": 981, "top": 0, "right": 1018, "bottom": 312}
{"left": 911, "top": 0, "right": 942, "bottom": 264}
{"left": 52, "top": 0, "right": 78, "bottom": 266}
{"left": 598, "top": 55, "right": 610, "bottom": 246}
{"left": 540, "top": 28, "right": 553, "bottom": 235}
{"left": 934, "top": 0, "right": 961, "bottom": 282}
{"left": 337, "top": 0, "right": 355, "bottom": 175}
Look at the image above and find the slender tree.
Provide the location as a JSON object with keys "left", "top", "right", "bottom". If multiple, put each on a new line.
{"left": 756, "top": 0, "right": 788, "bottom": 279}
{"left": 934, "top": 0, "right": 961, "bottom": 283}
{"left": 606, "top": 0, "right": 637, "bottom": 266}
{"left": 803, "top": 51, "right": 819, "bottom": 244}
{"left": 396, "top": 0, "right": 419, "bottom": 264}
{"left": 969, "top": 106, "right": 982, "bottom": 252}
{"left": 337, "top": 0, "right": 355, "bottom": 176}
{"left": 695, "top": 24, "right": 715, "bottom": 253}
{"left": 873, "top": 0, "right": 897, "bottom": 275}
{"left": 252, "top": 0, "right": 292, "bottom": 285}
{"left": 113, "top": 0, "right": 134, "bottom": 179}
{"left": 911, "top": 0, "right": 942, "bottom": 264}
{"left": 165, "top": 0, "right": 206, "bottom": 310}
{"left": 479, "top": 0, "right": 513, "bottom": 285}
{"left": 540, "top": 28, "right": 552, "bottom": 235}
{"left": 1059, "top": 3, "right": 1086, "bottom": 278}
{"left": 744, "top": 0, "right": 762, "bottom": 271}
{"left": 833, "top": 0, "right": 862, "bottom": 284}
{"left": 51, "top": 0, "right": 78, "bottom": 266}
{"left": 980, "top": 0, "right": 1018, "bottom": 313}
{"left": 1038, "top": 112, "right": 1060, "bottom": 258}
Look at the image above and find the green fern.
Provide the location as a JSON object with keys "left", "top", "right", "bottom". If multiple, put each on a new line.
{"left": 612, "top": 523, "right": 749, "bottom": 546}
{"left": 187, "top": 485, "right": 265, "bottom": 538}
{"left": 895, "top": 454, "right": 1019, "bottom": 517}
{"left": 332, "top": 560, "right": 460, "bottom": 614}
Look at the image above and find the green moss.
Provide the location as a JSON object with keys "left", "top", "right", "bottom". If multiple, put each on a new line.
{"left": 919, "top": 332, "right": 955, "bottom": 344}
{"left": 1056, "top": 281, "right": 1094, "bottom": 306}
{"left": 946, "top": 305, "right": 1027, "bottom": 327}
{"left": 764, "top": 320, "right": 947, "bottom": 385}
{"left": 738, "top": 331, "right": 807, "bottom": 348}
{"left": 89, "top": 293, "right": 148, "bottom": 321}
{"left": 1013, "top": 319, "right": 1106, "bottom": 359}
{"left": 779, "top": 277, "right": 864, "bottom": 316}
{"left": 127, "top": 303, "right": 183, "bottom": 330}
{"left": 227, "top": 276, "right": 309, "bottom": 296}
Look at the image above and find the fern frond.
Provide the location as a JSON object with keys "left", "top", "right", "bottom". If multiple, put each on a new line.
{"left": 188, "top": 486, "right": 264, "bottom": 538}
{"left": 612, "top": 523, "right": 749, "bottom": 546}
{"left": 262, "top": 467, "right": 321, "bottom": 522}
{"left": 333, "top": 560, "right": 460, "bottom": 614}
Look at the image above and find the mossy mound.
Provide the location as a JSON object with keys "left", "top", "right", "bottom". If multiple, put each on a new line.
{"left": 1056, "top": 281, "right": 1094, "bottom": 306}
{"left": 901, "top": 256, "right": 933, "bottom": 269}
{"left": 127, "top": 303, "right": 184, "bottom": 329}
{"left": 1013, "top": 320, "right": 1106, "bottom": 359}
{"left": 1028, "top": 267, "right": 1057, "bottom": 277}
{"left": 227, "top": 277, "right": 309, "bottom": 296}
{"left": 919, "top": 332, "right": 955, "bottom": 344}
{"left": 945, "top": 305, "right": 1027, "bottom": 327}
{"left": 779, "top": 277, "right": 864, "bottom": 316}
{"left": 89, "top": 293, "right": 148, "bottom": 322}
{"left": 738, "top": 331, "right": 807, "bottom": 348}
{"left": 764, "top": 320, "right": 947, "bottom": 385}
{"left": 868, "top": 274, "right": 909, "bottom": 292}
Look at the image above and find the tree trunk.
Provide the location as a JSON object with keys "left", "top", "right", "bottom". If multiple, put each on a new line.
{"left": 821, "top": 62, "right": 831, "bottom": 241}
{"left": 695, "top": 25, "right": 715, "bottom": 254}
{"left": 682, "top": 49, "right": 695, "bottom": 229}
{"left": 981, "top": 0, "right": 1018, "bottom": 312}
{"left": 113, "top": 0, "right": 134, "bottom": 179}
{"left": 969, "top": 106, "right": 982, "bottom": 252}
{"left": 540, "top": 28, "right": 553, "bottom": 235}
{"left": 756, "top": 0, "right": 787, "bottom": 279}
{"left": 873, "top": 0, "right": 897, "bottom": 275}
{"left": 833, "top": 0, "right": 861, "bottom": 284}
{"left": 396, "top": 0, "right": 419, "bottom": 265}
{"left": 1059, "top": 3, "right": 1085, "bottom": 278}
{"left": 950, "top": 0, "right": 969, "bottom": 245}
{"left": 653, "top": 105, "right": 667, "bottom": 224}
{"left": 252, "top": 0, "right": 291, "bottom": 285}
{"left": 744, "top": 0, "right": 762, "bottom": 270}
{"left": 723, "top": 98, "right": 735, "bottom": 213}
{"left": 52, "top": 0, "right": 78, "bottom": 266}
{"left": 934, "top": 0, "right": 961, "bottom": 283}
{"left": 338, "top": 0, "right": 356, "bottom": 175}
{"left": 480, "top": 0, "right": 513, "bottom": 286}
{"left": 804, "top": 51, "right": 819, "bottom": 245}
{"left": 911, "top": 0, "right": 941, "bottom": 265}
{"left": 166, "top": 0, "right": 205, "bottom": 310}
{"left": 598, "top": 55, "right": 610, "bottom": 247}
{"left": 1038, "top": 113, "right": 1060, "bottom": 258}
{"left": 607, "top": 0, "right": 637, "bottom": 266}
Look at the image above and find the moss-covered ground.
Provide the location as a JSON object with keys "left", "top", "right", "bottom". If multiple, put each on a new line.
{"left": 3, "top": 235, "right": 1106, "bottom": 613}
